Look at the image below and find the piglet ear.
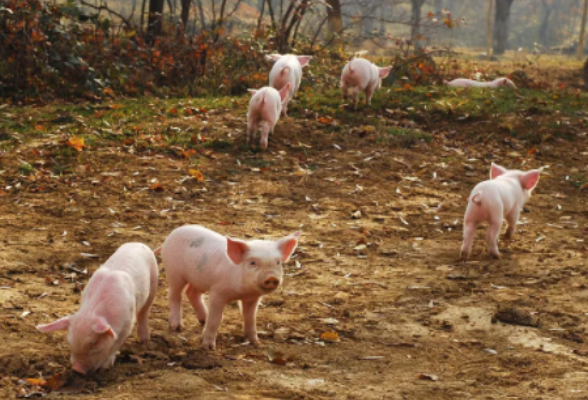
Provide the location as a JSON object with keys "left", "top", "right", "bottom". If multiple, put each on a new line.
{"left": 278, "top": 83, "right": 291, "bottom": 102}
{"left": 296, "top": 56, "right": 312, "bottom": 67}
{"left": 37, "top": 316, "right": 71, "bottom": 333}
{"left": 490, "top": 163, "right": 508, "bottom": 180}
{"left": 520, "top": 169, "right": 541, "bottom": 191}
{"left": 92, "top": 320, "right": 116, "bottom": 339}
{"left": 277, "top": 232, "right": 300, "bottom": 262}
{"left": 226, "top": 237, "right": 249, "bottom": 265}
{"left": 378, "top": 66, "right": 393, "bottom": 78}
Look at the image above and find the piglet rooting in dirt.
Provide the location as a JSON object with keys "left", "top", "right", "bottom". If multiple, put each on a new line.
{"left": 461, "top": 163, "right": 541, "bottom": 260}
{"left": 157, "top": 225, "right": 300, "bottom": 350}
{"left": 247, "top": 83, "right": 290, "bottom": 150}
{"left": 340, "top": 57, "right": 393, "bottom": 110}
{"left": 36, "top": 243, "right": 158, "bottom": 374}
{"left": 266, "top": 53, "right": 312, "bottom": 117}
{"left": 444, "top": 78, "right": 517, "bottom": 89}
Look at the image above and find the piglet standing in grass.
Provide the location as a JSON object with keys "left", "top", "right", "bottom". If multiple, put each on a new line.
{"left": 461, "top": 163, "right": 541, "bottom": 260}
{"left": 444, "top": 78, "right": 517, "bottom": 89}
{"left": 266, "top": 54, "right": 312, "bottom": 117}
{"left": 156, "top": 225, "right": 300, "bottom": 350}
{"left": 340, "top": 57, "right": 393, "bottom": 110}
{"left": 36, "top": 243, "right": 158, "bottom": 374}
{"left": 247, "top": 83, "right": 290, "bottom": 149}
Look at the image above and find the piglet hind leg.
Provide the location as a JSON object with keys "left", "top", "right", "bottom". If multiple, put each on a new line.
{"left": 201, "top": 293, "right": 226, "bottom": 350}
{"left": 461, "top": 222, "right": 477, "bottom": 261}
{"left": 168, "top": 277, "right": 187, "bottom": 331}
{"left": 241, "top": 298, "right": 261, "bottom": 346}
{"left": 505, "top": 208, "right": 521, "bottom": 239}
{"left": 186, "top": 284, "right": 208, "bottom": 325}
{"left": 137, "top": 298, "right": 154, "bottom": 344}
{"left": 486, "top": 218, "right": 503, "bottom": 259}
{"left": 365, "top": 87, "right": 375, "bottom": 106}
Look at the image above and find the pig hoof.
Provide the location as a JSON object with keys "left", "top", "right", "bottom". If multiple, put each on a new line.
{"left": 198, "top": 319, "right": 206, "bottom": 326}
{"left": 490, "top": 252, "right": 501, "bottom": 259}
{"left": 201, "top": 339, "right": 216, "bottom": 351}
{"left": 170, "top": 324, "right": 182, "bottom": 332}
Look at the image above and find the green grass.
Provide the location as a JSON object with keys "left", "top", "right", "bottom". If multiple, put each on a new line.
{"left": 1, "top": 80, "right": 587, "bottom": 159}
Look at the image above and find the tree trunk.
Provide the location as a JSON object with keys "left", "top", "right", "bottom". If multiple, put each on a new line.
{"left": 147, "top": 0, "right": 165, "bottom": 41}
{"left": 435, "top": 0, "right": 443, "bottom": 14}
{"left": 493, "top": 0, "right": 514, "bottom": 55}
{"left": 181, "top": 0, "right": 191, "bottom": 27}
{"left": 195, "top": 0, "right": 206, "bottom": 30}
{"left": 538, "top": 7, "right": 553, "bottom": 46}
{"left": 325, "top": 0, "right": 342, "bottom": 45}
{"left": 486, "top": 0, "right": 493, "bottom": 60}
{"left": 582, "top": 56, "right": 588, "bottom": 87}
{"left": 411, "top": 0, "right": 426, "bottom": 49}
{"left": 578, "top": 0, "right": 588, "bottom": 59}
{"left": 378, "top": 2, "right": 386, "bottom": 35}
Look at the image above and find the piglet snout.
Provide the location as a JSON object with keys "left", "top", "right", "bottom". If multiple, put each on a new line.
{"left": 72, "top": 361, "right": 87, "bottom": 375}
{"left": 261, "top": 276, "right": 281, "bottom": 291}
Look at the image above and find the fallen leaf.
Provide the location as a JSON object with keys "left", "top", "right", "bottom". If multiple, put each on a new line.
{"left": 44, "top": 373, "right": 66, "bottom": 392}
{"left": 189, "top": 169, "right": 204, "bottom": 182}
{"left": 320, "top": 331, "right": 340, "bottom": 343}
{"left": 267, "top": 347, "right": 294, "bottom": 365}
{"left": 149, "top": 182, "right": 164, "bottom": 191}
{"left": 65, "top": 136, "right": 85, "bottom": 152}
{"left": 418, "top": 373, "right": 439, "bottom": 381}
{"left": 25, "top": 378, "right": 46, "bottom": 386}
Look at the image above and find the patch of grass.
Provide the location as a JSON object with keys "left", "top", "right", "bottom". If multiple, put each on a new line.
{"left": 18, "top": 162, "right": 34, "bottom": 175}
{"left": 384, "top": 127, "right": 431, "bottom": 148}
{"left": 239, "top": 158, "right": 275, "bottom": 168}
{"left": 203, "top": 139, "right": 233, "bottom": 153}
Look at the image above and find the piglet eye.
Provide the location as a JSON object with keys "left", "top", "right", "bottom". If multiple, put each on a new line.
{"left": 250, "top": 261, "right": 256, "bottom": 266}
{"left": 91, "top": 341, "right": 97, "bottom": 346}
{"left": 277, "top": 261, "right": 281, "bottom": 265}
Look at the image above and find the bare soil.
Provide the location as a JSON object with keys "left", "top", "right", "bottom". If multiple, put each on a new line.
{"left": 2, "top": 93, "right": 588, "bottom": 400}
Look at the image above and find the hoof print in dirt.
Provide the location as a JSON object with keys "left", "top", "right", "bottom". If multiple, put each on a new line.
{"left": 492, "top": 307, "right": 540, "bottom": 328}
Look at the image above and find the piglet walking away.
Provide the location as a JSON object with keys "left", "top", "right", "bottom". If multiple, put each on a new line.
{"left": 461, "top": 163, "right": 541, "bottom": 260}
{"left": 266, "top": 54, "right": 312, "bottom": 117}
{"left": 444, "top": 78, "right": 517, "bottom": 89}
{"left": 247, "top": 84, "right": 290, "bottom": 149}
{"left": 36, "top": 243, "right": 158, "bottom": 374}
{"left": 340, "top": 57, "right": 393, "bottom": 110}
{"left": 158, "top": 225, "right": 300, "bottom": 350}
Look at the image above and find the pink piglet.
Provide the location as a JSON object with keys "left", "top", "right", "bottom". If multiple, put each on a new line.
{"left": 461, "top": 163, "right": 541, "bottom": 260}
{"left": 246, "top": 84, "right": 291, "bottom": 150}
{"left": 340, "top": 57, "right": 393, "bottom": 109}
{"left": 36, "top": 243, "right": 158, "bottom": 374}
{"left": 157, "top": 225, "right": 300, "bottom": 350}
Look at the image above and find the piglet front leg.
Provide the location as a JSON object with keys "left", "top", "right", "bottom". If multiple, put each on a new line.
{"left": 201, "top": 294, "right": 226, "bottom": 350}
{"left": 241, "top": 298, "right": 261, "bottom": 346}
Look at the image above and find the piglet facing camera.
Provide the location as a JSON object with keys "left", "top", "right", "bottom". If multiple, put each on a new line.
{"left": 160, "top": 225, "right": 300, "bottom": 350}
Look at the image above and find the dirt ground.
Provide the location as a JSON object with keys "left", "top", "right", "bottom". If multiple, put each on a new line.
{"left": 2, "top": 78, "right": 588, "bottom": 400}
